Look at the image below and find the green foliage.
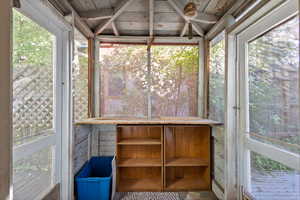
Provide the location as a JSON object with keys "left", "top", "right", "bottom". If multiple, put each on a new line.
{"left": 209, "top": 38, "right": 225, "bottom": 122}
{"left": 251, "top": 152, "right": 292, "bottom": 172}
{"left": 13, "top": 10, "right": 53, "bottom": 66}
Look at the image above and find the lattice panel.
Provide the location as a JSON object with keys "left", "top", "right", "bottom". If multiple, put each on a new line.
{"left": 73, "top": 38, "right": 89, "bottom": 121}
{"left": 13, "top": 65, "right": 53, "bottom": 145}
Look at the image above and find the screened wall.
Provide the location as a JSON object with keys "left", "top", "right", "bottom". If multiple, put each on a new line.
{"left": 12, "top": 9, "right": 56, "bottom": 200}
{"left": 208, "top": 32, "right": 226, "bottom": 190}
{"left": 99, "top": 44, "right": 199, "bottom": 118}
{"left": 73, "top": 29, "right": 89, "bottom": 121}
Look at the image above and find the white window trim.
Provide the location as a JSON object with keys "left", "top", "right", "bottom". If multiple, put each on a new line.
{"left": 13, "top": 0, "right": 72, "bottom": 199}
{"left": 236, "top": 0, "right": 299, "bottom": 195}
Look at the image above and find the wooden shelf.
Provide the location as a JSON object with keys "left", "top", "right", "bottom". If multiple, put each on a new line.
{"left": 118, "top": 158, "right": 162, "bottom": 167}
{"left": 118, "top": 178, "right": 162, "bottom": 192}
{"left": 118, "top": 138, "right": 161, "bottom": 145}
{"left": 165, "top": 158, "right": 208, "bottom": 167}
{"left": 165, "top": 178, "right": 208, "bottom": 191}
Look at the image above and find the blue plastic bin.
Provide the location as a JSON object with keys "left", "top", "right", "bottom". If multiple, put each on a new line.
{"left": 75, "top": 156, "right": 113, "bottom": 200}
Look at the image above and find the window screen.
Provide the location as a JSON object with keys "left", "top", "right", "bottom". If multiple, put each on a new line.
{"left": 209, "top": 34, "right": 225, "bottom": 122}
{"left": 100, "top": 44, "right": 148, "bottom": 117}
{"left": 151, "top": 46, "right": 199, "bottom": 117}
{"left": 73, "top": 29, "right": 89, "bottom": 121}
{"left": 248, "top": 16, "right": 300, "bottom": 153}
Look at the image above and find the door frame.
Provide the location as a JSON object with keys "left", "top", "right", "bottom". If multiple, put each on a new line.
{"left": 225, "top": 0, "right": 299, "bottom": 199}
{"left": 236, "top": 0, "right": 299, "bottom": 196}
{"left": 12, "top": 0, "right": 73, "bottom": 199}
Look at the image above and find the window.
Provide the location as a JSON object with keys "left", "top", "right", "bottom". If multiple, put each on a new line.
{"left": 151, "top": 46, "right": 198, "bottom": 117}
{"left": 73, "top": 30, "right": 89, "bottom": 121}
{"left": 12, "top": 9, "right": 56, "bottom": 199}
{"left": 208, "top": 33, "right": 225, "bottom": 122}
{"left": 248, "top": 16, "right": 299, "bottom": 153}
{"left": 100, "top": 44, "right": 148, "bottom": 117}
{"left": 99, "top": 44, "right": 199, "bottom": 118}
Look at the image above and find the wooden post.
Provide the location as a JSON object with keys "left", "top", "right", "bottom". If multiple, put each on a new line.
{"left": 88, "top": 38, "right": 95, "bottom": 117}
{"left": 198, "top": 39, "right": 205, "bottom": 117}
{"left": 0, "top": 0, "right": 12, "bottom": 199}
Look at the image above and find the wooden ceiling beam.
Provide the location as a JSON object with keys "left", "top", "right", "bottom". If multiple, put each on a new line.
{"left": 167, "top": 0, "right": 204, "bottom": 36}
{"left": 79, "top": 8, "right": 113, "bottom": 20}
{"left": 95, "top": 0, "right": 137, "bottom": 35}
{"left": 180, "top": 22, "right": 188, "bottom": 37}
{"left": 64, "top": 0, "right": 94, "bottom": 38}
{"left": 191, "top": 13, "right": 218, "bottom": 24}
{"left": 149, "top": 0, "right": 154, "bottom": 37}
{"left": 111, "top": 21, "right": 120, "bottom": 36}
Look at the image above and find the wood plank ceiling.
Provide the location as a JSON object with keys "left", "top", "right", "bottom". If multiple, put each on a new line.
{"left": 51, "top": 0, "right": 238, "bottom": 37}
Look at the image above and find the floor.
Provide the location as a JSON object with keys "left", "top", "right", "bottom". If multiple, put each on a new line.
{"left": 114, "top": 192, "right": 218, "bottom": 200}
{"left": 251, "top": 171, "right": 300, "bottom": 200}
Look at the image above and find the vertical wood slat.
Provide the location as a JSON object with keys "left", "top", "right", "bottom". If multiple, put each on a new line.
{"left": 204, "top": 39, "right": 210, "bottom": 118}
{"left": 0, "top": 0, "right": 12, "bottom": 199}
{"left": 88, "top": 38, "right": 95, "bottom": 117}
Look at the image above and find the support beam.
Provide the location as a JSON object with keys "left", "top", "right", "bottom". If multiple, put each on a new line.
{"left": 79, "top": 8, "right": 113, "bottom": 20}
{"left": 205, "top": 0, "right": 249, "bottom": 40}
{"left": 95, "top": 0, "right": 137, "bottom": 35}
{"left": 64, "top": 0, "right": 94, "bottom": 38}
{"left": 167, "top": 0, "right": 204, "bottom": 36}
{"left": 191, "top": 13, "right": 218, "bottom": 24}
{"left": 149, "top": 0, "right": 154, "bottom": 37}
{"left": 97, "top": 35, "right": 202, "bottom": 44}
{"left": 0, "top": 0, "right": 12, "bottom": 199}
{"left": 180, "top": 22, "right": 188, "bottom": 37}
{"left": 192, "top": 22, "right": 204, "bottom": 37}
{"left": 111, "top": 21, "right": 120, "bottom": 36}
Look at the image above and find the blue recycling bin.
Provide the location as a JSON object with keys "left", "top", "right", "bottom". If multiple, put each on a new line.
{"left": 75, "top": 156, "right": 113, "bottom": 200}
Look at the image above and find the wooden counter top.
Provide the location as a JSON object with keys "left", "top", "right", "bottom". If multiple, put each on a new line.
{"left": 75, "top": 117, "right": 222, "bottom": 126}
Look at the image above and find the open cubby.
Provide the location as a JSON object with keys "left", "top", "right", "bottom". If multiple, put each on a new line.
{"left": 117, "top": 145, "right": 162, "bottom": 167}
{"left": 117, "top": 126, "right": 162, "bottom": 145}
{"left": 117, "top": 167, "right": 163, "bottom": 192}
{"left": 116, "top": 125, "right": 163, "bottom": 191}
{"left": 164, "top": 126, "right": 210, "bottom": 167}
{"left": 164, "top": 166, "right": 210, "bottom": 191}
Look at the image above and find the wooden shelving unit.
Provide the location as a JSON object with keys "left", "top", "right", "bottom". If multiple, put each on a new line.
{"left": 116, "top": 125, "right": 211, "bottom": 192}
{"left": 164, "top": 126, "right": 211, "bottom": 191}
{"left": 116, "top": 126, "right": 163, "bottom": 191}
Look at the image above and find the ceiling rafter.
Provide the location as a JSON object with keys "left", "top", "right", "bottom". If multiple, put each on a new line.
{"left": 180, "top": 22, "right": 188, "bottom": 37}
{"left": 64, "top": 0, "right": 94, "bottom": 38}
{"left": 94, "top": 0, "right": 137, "bottom": 35}
{"left": 111, "top": 21, "right": 119, "bottom": 36}
{"left": 167, "top": 0, "right": 204, "bottom": 36}
{"left": 79, "top": 8, "right": 113, "bottom": 20}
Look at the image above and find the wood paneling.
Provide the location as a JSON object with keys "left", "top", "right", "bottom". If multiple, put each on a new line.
{"left": 165, "top": 166, "right": 210, "bottom": 191}
{"left": 164, "top": 126, "right": 211, "bottom": 191}
{"left": 118, "top": 167, "right": 162, "bottom": 191}
{"left": 164, "top": 126, "right": 210, "bottom": 165}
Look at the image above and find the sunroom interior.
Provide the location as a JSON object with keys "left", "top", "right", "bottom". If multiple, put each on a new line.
{"left": 0, "top": 0, "right": 299, "bottom": 200}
